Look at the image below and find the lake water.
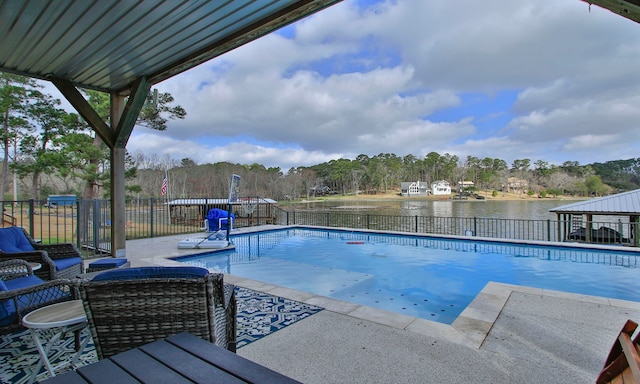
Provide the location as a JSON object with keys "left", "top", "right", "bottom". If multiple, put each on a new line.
{"left": 289, "top": 199, "right": 583, "bottom": 221}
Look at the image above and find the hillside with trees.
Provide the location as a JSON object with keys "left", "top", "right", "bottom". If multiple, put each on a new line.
{"left": 118, "top": 153, "right": 627, "bottom": 201}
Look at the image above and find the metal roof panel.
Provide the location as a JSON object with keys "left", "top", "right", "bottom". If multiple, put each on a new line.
{"left": 550, "top": 189, "right": 640, "bottom": 214}
{"left": 0, "top": 0, "right": 341, "bottom": 93}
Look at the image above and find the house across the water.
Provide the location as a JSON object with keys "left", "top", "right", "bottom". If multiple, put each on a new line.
{"left": 431, "top": 180, "right": 452, "bottom": 195}
{"left": 401, "top": 181, "right": 429, "bottom": 197}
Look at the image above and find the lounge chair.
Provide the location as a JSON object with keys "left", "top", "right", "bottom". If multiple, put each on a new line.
{"left": 78, "top": 266, "right": 237, "bottom": 359}
{"left": 0, "top": 226, "right": 83, "bottom": 280}
{"left": 0, "top": 259, "right": 77, "bottom": 336}
{"left": 596, "top": 319, "right": 640, "bottom": 384}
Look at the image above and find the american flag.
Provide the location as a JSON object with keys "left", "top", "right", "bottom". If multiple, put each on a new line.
{"left": 161, "top": 173, "right": 168, "bottom": 196}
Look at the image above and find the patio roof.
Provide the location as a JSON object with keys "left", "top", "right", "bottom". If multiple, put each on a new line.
{"left": 550, "top": 189, "right": 640, "bottom": 215}
{"left": 585, "top": 0, "right": 640, "bottom": 24}
{"left": 0, "top": 0, "right": 341, "bottom": 94}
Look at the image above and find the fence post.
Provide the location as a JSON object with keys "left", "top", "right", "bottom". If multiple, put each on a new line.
{"left": 547, "top": 219, "right": 551, "bottom": 242}
{"left": 92, "top": 199, "right": 101, "bottom": 253}
{"left": 367, "top": 214, "right": 370, "bottom": 230}
{"left": 28, "top": 199, "right": 35, "bottom": 236}
{"left": 150, "top": 198, "right": 154, "bottom": 238}
{"left": 473, "top": 217, "right": 477, "bottom": 237}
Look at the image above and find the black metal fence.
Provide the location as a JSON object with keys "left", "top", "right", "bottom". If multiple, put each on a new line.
{"left": 273, "top": 210, "right": 638, "bottom": 246}
{"left": 1, "top": 198, "right": 636, "bottom": 258}
{"left": 0, "top": 198, "right": 279, "bottom": 256}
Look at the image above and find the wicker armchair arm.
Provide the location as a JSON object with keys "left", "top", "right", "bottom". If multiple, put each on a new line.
{"left": 0, "top": 259, "right": 32, "bottom": 280}
{"left": 0, "top": 278, "right": 77, "bottom": 300}
{"left": 34, "top": 242, "right": 82, "bottom": 260}
{"left": 0, "top": 278, "right": 78, "bottom": 332}
{"left": 0, "top": 251, "right": 56, "bottom": 280}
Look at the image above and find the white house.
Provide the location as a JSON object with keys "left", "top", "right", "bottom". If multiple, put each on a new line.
{"left": 431, "top": 180, "right": 452, "bottom": 195}
{"left": 400, "top": 181, "right": 429, "bottom": 197}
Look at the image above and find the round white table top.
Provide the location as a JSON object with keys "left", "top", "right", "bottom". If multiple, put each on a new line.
{"left": 29, "top": 262, "right": 42, "bottom": 271}
{"left": 22, "top": 300, "right": 86, "bottom": 329}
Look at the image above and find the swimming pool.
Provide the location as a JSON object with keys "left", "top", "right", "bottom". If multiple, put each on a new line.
{"left": 177, "top": 228, "right": 640, "bottom": 324}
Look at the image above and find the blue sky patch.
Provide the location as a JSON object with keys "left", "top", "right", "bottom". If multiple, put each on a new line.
{"left": 285, "top": 37, "right": 402, "bottom": 78}
{"left": 429, "top": 90, "right": 518, "bottom": 138}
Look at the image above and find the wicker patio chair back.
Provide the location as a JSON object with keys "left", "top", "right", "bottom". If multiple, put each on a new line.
{"left": 79, "top": 267, "right": 236, "bottom": 359}
{"left": 0, "top": 227, "right": 83, "bottom": 280}
{"left": 0, "top": 259, "right": 77, "bottom": 335}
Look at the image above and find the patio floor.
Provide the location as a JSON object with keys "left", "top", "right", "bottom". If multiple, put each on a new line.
{"left": 120, "top": 226, "right": 640, "bottom": 383}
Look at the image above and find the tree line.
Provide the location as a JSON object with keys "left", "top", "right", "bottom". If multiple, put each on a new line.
{"left": 2, "top": 73, "right": 638, "bottom": 201}
{"left": 122, "top": 152, "right": 638, "bottom": 201}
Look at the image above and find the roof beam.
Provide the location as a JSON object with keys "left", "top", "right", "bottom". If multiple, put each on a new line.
{"left": 114, "top": 76, "right": 151, "bottom": 148}
{"left": 51, "top": 77, "right": 115, "bottom": 148}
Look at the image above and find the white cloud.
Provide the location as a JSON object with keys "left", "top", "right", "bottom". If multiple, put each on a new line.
{"left": 42, "top": 0, "right": 640, "bottom": 170}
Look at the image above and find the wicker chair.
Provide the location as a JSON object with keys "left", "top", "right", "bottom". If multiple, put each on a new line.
{"left": 0, "top": 227, "right": 83, "bottom": 280}
{"left": 79, "top": 266, "right": 237, "bottom": 359}
{"left": 0, "top": 259, "right": 77, "bottom": 336}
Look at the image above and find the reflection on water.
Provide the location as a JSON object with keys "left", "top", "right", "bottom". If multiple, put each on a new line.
{"left": 289, "top": 199, "right": 583, "bottom": 220}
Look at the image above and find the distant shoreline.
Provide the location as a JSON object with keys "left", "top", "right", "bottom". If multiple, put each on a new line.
{"left": 296, "top": 191, "right": 588, "bottom": 204}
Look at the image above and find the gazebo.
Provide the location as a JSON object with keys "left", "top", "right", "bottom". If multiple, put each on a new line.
{"left": 550, "top": 189, "right": 640, "bottom": 246}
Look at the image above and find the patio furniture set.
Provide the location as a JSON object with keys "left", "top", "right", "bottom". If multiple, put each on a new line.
{"left": 0, "top": 225, "right": 296, "bottom": 383}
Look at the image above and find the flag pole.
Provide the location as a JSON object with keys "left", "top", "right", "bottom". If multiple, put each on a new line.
{"left": 161, "top": 170, "right": 170, "bottom": 221}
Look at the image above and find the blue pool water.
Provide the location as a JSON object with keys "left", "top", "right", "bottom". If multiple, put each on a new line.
{"left": 177, "top": 228, "right": 640, "bottom": 324}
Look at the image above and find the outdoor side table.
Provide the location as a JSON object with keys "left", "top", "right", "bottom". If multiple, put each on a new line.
{"left": 29, "top": 262, "right": 42, "bottom": 271}
{"left": 22, "top": 300, "right": 90, "bottom": 384}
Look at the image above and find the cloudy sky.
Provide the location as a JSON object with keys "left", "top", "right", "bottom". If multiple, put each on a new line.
{"left": 67, "top": 1, "right": 640, "bottom": 171}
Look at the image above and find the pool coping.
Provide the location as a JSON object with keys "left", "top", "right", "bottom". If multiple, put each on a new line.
{"left": 129, "top": 225, "right": 640, "bottom": 349}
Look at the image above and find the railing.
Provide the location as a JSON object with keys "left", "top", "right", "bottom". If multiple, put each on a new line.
{"left": 0, "top": 199, "right": 636, "bottom": 259}
{"left": 273, "top": 209, "right": 638, "bottom": 247}
{"left": 0, "top": 198, "right": 279, "bottom": 256}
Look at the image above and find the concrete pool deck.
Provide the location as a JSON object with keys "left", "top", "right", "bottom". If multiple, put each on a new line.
{"left": 113, "top": 226, "right": 640, "bottom": 383}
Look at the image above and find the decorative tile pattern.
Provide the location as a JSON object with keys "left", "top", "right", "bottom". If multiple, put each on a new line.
{"left": 236, "top": 287, "right": 323, "bottom": 348}
{"left": 0, "top": 328, "right": 96, "bottom": 384}
{"left": 0, "top": 288, "right": 323, "bottom": 384}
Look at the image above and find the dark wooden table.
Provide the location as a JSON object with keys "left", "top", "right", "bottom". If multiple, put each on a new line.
{"left": 41, "top": 332, "right": 301, "bottom": 384}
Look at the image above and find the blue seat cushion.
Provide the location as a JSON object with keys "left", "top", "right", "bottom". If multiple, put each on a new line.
{"left": 0, "top": 278, "right": 14, "bottom": 326}
{"left": 88, "top": 258, "right": 128, "bottom": 268}
{"left": 53, "top": 257, "right": 82, "bottom": 271}
{"left": 92, "top": 266, "right": 209, "bottom": 281}
{"left": 4, "top": 275, "right": 44, "bottom": 290}
{"left": 0, "top": 227, "right": 35, "bottom": 253}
